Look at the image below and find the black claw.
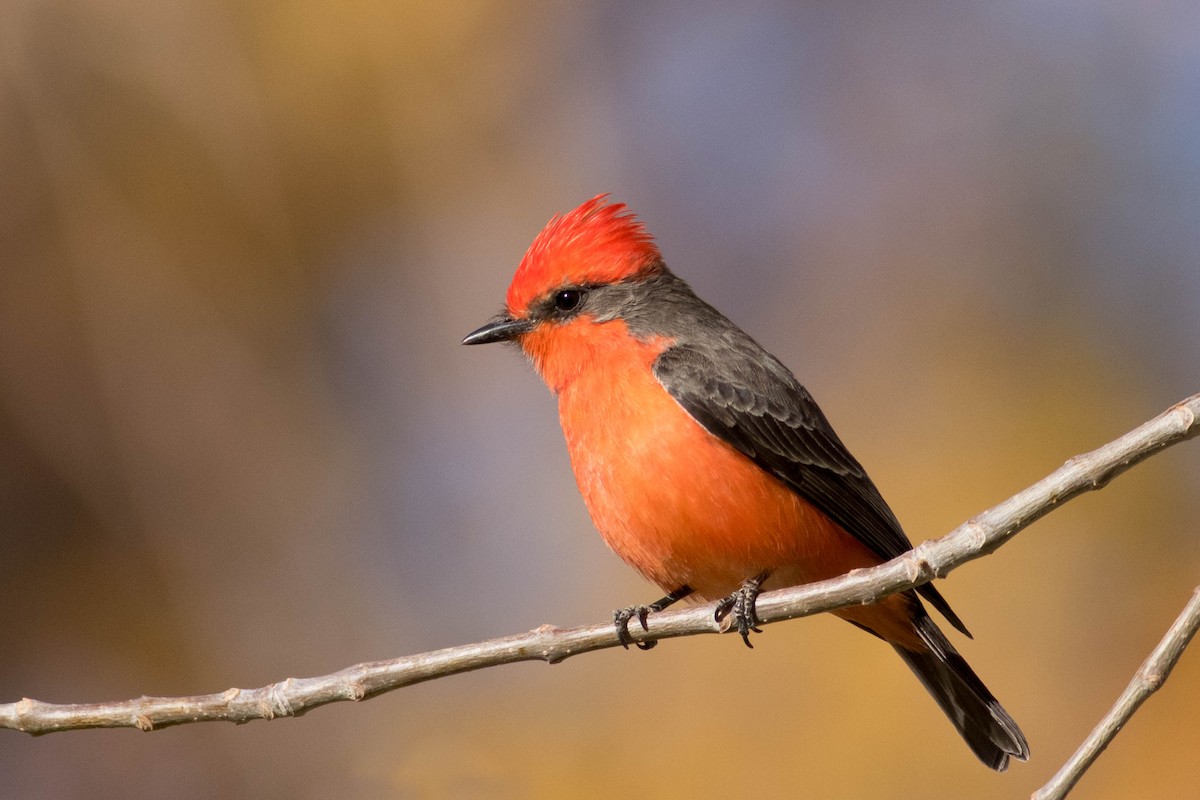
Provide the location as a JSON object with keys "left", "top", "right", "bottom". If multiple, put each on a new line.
{"left": 716, "top": 572, "right": 770, "bottom": 648}
{"left": 632, "top": 607, "right": 657, "bottom": 650}
{"left": 613, "top": 606, "right": 641, "bottom": 650}
{"left": 612, "top": 585, "right": 694, "bottom": 652}
{"left": 714, "top": 597, "right": 735, "bottom": 624}
{"left": 614, "top": 604, "right": 660, "bottom": 650}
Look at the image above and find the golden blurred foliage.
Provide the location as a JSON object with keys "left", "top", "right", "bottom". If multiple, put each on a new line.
{"left": 2, "top": 2, "right": 1199, "bottom": 798}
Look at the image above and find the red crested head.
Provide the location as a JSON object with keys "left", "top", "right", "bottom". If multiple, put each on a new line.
{"left": 505, "top": 195, "right": 662, "bottom": 317}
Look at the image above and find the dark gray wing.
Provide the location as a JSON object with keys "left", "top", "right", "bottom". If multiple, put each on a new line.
{"left": 654, "top": 342, "right": 969, "bottom": 636}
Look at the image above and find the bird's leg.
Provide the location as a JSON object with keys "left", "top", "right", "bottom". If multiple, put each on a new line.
{"left": 714, "top": 571, "right": 772, "bottom": 648}
{"left": 613, "top": 585, "right": 694, "bottom": 651}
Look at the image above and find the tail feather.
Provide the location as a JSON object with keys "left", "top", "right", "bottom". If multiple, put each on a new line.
{"left": 894, "top": 614, "right": 1029, "bottom": 771}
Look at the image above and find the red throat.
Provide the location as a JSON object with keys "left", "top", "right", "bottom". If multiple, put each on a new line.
{"left": 506, "top": 195, "right": 662, "bottom": 317}
{"left": 520, "top": 316, "right": 672, "bottom": 395}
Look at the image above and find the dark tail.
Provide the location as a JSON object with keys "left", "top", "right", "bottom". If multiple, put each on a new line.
{"left": 895, "top": 614, "right": 1030, "bottom": 771}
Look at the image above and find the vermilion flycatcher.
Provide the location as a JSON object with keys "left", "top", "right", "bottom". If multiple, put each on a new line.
{"left": 463, "top": 196, "right": 1028, "bottom": 770}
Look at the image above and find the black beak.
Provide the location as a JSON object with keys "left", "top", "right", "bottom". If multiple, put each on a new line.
{"left": 462, "top": 315, "right": 534, "bottom": 345}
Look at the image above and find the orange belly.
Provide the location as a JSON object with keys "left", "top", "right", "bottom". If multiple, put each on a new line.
{"left": 553, "top": 321, "right": 921, "bottom": 650}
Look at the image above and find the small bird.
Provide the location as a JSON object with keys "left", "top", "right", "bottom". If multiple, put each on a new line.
{"left": 463, "top": 195, "right": 1028, "bottom": 770}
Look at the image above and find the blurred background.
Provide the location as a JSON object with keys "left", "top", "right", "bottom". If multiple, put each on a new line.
{"left": 2, "top": 2, "right": 1199, "bottom": 798}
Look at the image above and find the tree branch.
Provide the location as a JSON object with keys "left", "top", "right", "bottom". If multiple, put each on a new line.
{"left": 1031, "top": 585, "right": 1200, "bottom": 800}
{"left": 1, "top": 393, "right": 1197, "bottom": 738}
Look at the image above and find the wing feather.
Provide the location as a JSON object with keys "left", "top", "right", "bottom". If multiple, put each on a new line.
{"left": 654, "top": 343, "right": 969, "bottom": 636}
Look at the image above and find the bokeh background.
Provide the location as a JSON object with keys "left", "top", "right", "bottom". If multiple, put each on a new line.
{"left": 2, "top": 2, "right": 1199, "bottom": 798}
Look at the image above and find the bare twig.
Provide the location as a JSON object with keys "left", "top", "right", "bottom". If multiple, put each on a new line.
{"left": 1, "top": 393, "right": 1197, "bottom": 737}
{"left": 1031, "top": 586, "right": 1200, "bottom": 800}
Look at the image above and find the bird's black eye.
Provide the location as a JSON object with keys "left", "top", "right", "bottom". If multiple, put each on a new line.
{"left": 553, "top": 289, "right": 584, "bottom": 313}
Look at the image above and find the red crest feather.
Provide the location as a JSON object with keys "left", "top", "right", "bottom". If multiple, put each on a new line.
{"left": 506, "top": 195, "right": 662, "bottom": 316}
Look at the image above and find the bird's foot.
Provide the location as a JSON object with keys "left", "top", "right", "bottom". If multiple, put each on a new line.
{"left": 613, "top": 584, "right": 694, "bottom": 651}
{"left": 613, "top": 605, "right": 657, "bottom": 650}
{"left": 714, "top": 571, "right": 771, "bottom": 648}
